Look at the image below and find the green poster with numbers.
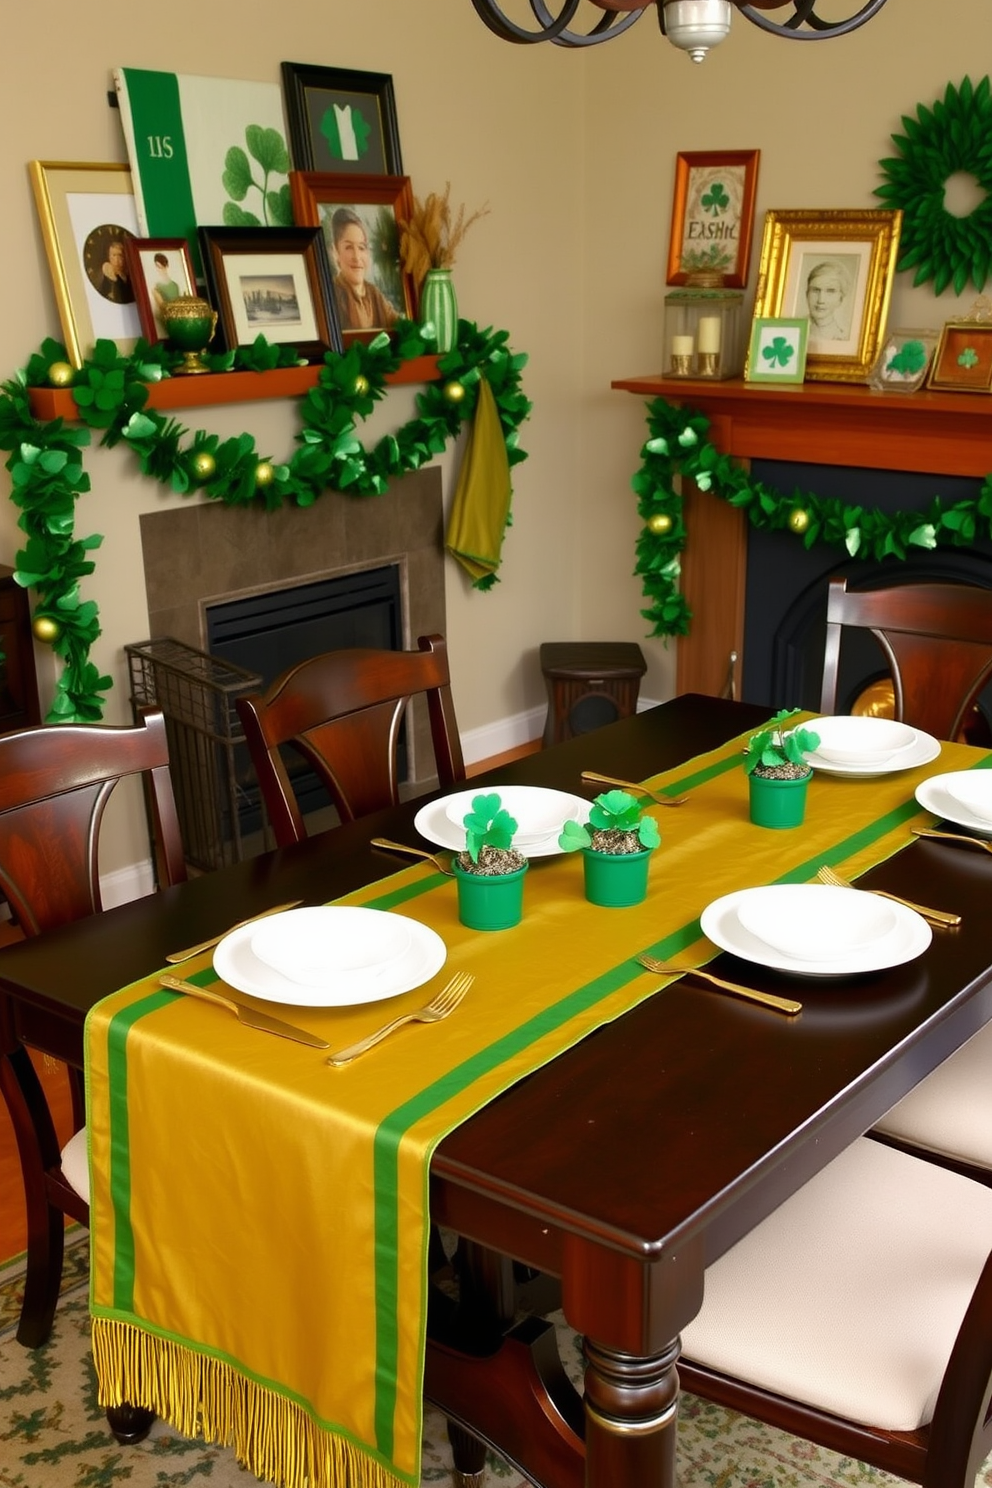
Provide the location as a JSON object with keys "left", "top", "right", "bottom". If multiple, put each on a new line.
{"left": 113, "top": 68, "right": 292, "bottom": 274}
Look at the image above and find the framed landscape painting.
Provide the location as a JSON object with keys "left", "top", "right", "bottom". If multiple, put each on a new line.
{"left": 750, "top": 208, "right": 902, "bottom": 383}
{"left": 198, "top": 225, "right": 340, "bottom": 360}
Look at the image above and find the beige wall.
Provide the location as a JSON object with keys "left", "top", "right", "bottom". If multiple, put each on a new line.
{"left": 0, "top": 1, "right": 988, "bottom": 871}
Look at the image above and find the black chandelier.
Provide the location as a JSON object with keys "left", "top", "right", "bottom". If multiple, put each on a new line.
{"left": 469, "top": 1, "right": 890, "bottom": 59}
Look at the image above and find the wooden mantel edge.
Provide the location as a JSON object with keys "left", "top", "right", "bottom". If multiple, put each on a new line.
{"left": 27, "top": 354, "right": 440, "bottom": 423}
{"left": 611, "top": 374, "right": 992, "bottom": 480}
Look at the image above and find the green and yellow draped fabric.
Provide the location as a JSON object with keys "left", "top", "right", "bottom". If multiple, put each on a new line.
{"left": 87, "top": 726, "right": 990, "bottom": 1488}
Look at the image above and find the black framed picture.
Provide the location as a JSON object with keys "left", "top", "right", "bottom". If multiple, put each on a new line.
{"left": 281, "top": 63, "right": 403, "bottom": 176}
{"left": 198, "top": 225, "right": 341, "bottom": 361}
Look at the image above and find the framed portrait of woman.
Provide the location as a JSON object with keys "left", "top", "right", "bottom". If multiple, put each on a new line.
{"left": 124, "top": 237, "right": 197, "bottom": 345}
{"left": 290, "top": 171, "right": 416, "bottom": 342}
{"left": 750, "top": 209, "right": 902, "bottom": 383}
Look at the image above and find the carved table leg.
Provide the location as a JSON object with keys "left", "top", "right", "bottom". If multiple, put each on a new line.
{"left": 444, "top": 1239, "right": 518, "bottom": 1487}
{"left": 106, "top": 1403, "right": 155, "bottom": 1444}
{"left": 582, "top": 1335, "right": 680, "bottom": 1488}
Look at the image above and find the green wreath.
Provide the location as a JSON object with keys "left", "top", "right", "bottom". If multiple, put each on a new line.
{"left": 633, "top": 398, "right": 992, "bottom": 636}
{"left": 875, "top": 75, "right": 992, "bottom": 295}
{"left": 0, "top": 320, "right": 531, "bottom": 723}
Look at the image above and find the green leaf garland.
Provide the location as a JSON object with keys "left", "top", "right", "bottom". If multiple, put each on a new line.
{"left": 875, "top": 76, "right": 992, "bottom": 296}
{"left": 633, "top": 398, "right": 992, "bottom": 637}
{"left": 0, "top": 320, "right": 530, "bottom": 723}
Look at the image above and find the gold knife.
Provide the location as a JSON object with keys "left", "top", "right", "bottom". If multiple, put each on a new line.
{"left": 159, "top": 974, "right": 330, "bottom": 1048}
{"left": 165, "top": 900, "right": 303, "bottom": 963}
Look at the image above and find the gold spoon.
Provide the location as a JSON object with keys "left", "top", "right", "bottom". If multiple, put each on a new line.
{"left": 370, "top": 838, "right": 456, "bottom": 876}
{"left": 581, "top": 771, "right": 686, "bottom": 807}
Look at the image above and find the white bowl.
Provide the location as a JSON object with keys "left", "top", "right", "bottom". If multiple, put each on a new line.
{"left": 443, "top": 786, "right": 580, "bottom": 839}
{"left": 810, "top": 715, "right": 916, "bottom": 765}
{"left": 943, "top": 772, "right": 992, "bottom": 825}
{"left": 735, "top": 884, "right": 897, "bottom": 962}
{"left": 250, "top": 907, "right": 411, "bottom": 987}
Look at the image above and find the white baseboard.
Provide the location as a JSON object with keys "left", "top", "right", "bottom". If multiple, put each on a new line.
{"left": 460, "top": 704, "right": 547, "bottom": 766}
{"left": 100, "top": 860, "right": 155, "bottom": 909}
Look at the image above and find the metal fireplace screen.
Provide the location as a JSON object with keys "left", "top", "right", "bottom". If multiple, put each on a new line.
{"left": 126, "top": 637, "right": 262, "bottom": 873}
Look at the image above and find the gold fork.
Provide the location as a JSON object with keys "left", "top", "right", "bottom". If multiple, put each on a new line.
{"left": 581, "top": 771, "right": 687, "bottom": 807}
{"left": 637, "top": 955, "right": 802, "bottom": 1015}
{"left": 912, "top": 826, "right": 992, "bottom": 856}
{"left": 326, "top": 972, "right": 474, "bottom": 1066}
{"left": 370, "top": 838, "right": 456, "bottom": 876}
{"left": 815, "top": 864, "right": 960, "bottom": 927}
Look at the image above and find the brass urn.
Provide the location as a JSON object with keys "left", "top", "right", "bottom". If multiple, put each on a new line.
{"left": 161, "top": 295, "right": 218, "bottom": 375}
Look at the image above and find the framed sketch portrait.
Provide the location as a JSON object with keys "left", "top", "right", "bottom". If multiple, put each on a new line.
{"left": 282, "top": 64, "right": 402, "bottom": 176}
{"left": 750, "top": 209, "right": 902, "bottom": 383}
{"left": 125, "top": 236, "right": 197, "bottom": 345}
{"left": 745, "top": 317, "right": 809, "bottom": 385}
{"left": 290, "top": 171, "right": 415, "bottom": 341}
{"left": 198, "top": 225, "right": 341, "bottom": 361}
{"left": 666, "top": 149, "right": 760, "bottom": 289}
{"left": 29, "top": 161, "right": 142, "bottom": 365}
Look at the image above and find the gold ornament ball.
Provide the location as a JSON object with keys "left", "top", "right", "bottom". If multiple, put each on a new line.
{"left": 443, "top": 380, "right": 466, "bottom": 404}
{"left": 254, "top": 461, "right": 275, "bottom": 488}
{"left": 788, "top": 508, "right": 810, "bottom": 534}
{"left": 191, "top": 451, "right": 216, "bottom": 482}
{"left": 647, "top": 512, "right": 673, "bottom": 536}
{"left": 32, "top": 615, "right": 60, "bottom": 644}
{"left": 353, "top": 374, "right": 370, "bottom": 397}
{"left": 48, "top": 361, "right": 74, "bottom": 388}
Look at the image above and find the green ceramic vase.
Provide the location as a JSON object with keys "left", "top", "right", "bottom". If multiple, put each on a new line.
{"left": 453, "top": 858, "right": 528, "bottom": 931}
{"left": 419, "top": 268, "right": 459, "bottom": 353}
{"left": 582, "top": 846, "right": 653, "bottom": 908}
{"left": 748, "top": 770, "right": 811, "bottom": 829}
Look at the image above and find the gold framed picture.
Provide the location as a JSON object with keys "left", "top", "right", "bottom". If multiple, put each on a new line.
{"left": 750, "top": 209, "right": 902, "bottom": 383}
{"left": 666, "top": 149, "right": 760, "bottom": 289}
{"left": 928, "top": 320, "right": 992, "bottom": 394}
{"left": 29, "top": 161, "right": 143, "bottom": 366}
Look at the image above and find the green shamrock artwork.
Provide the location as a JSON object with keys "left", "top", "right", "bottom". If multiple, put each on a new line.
{"left": 762, "top": 336, "right": 795, "bottom": 369}
{"left": 958, "top": 346, "right": 980, "bottom": 369}
{"left": 320, "top": 102, "right": 372, "bottom": 163}
{"left": 701, "top": 182, "right": 730, "bottom": 217}
{"left": 886, "top": 339, "right": 928, "bottom": 376}
{"left": 222, "top": 125, "right": 292, "bottom": 227}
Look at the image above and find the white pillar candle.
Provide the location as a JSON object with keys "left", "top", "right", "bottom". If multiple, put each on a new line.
{"left": 672, "top": 335, "right": 694, "bottom": 356}
{"left": 697, "top": 316, "right": 721, "bottom": 354}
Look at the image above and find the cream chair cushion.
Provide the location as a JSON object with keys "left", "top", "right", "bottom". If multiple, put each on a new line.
{"left": 60, "top": 1126, "right": 89, "bottom": 1207}
{"left": 873, "top": 1021, "right": 992, "bottom": 1166}
{"left": 681, "top": 1136, "right": 992, "bottom": 1432}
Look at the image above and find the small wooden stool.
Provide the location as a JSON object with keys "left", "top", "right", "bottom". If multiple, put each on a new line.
{"left": 540, "top": 642, "right": 647, "bottom": 746}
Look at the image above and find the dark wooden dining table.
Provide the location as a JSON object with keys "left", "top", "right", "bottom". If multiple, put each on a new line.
{"left": 5, "top": 691, "right": 992, "bottom": 1488}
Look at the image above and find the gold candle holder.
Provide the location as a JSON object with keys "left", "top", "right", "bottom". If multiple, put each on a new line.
{"left": 670, "top": 353, "right": 693, "bottom": 377}
{"left": 697, "top": 351, "right": 720, "bottom": 378}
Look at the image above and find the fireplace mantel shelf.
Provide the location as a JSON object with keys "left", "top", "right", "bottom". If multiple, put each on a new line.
{"left": 611, "top": 374, "right": 992, "bottom": 479}
{"left": 27, "top": 354, "right": 440, "bottom": 423}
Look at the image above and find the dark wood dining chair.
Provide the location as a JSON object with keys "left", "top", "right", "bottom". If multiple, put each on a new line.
{"left": 820, "top": 576, "right": 992, "bottom": 1182}
{"left": 0, "top": 708, "right": 186, "bottom": 1346}
{"left": 677, "top": 1136, "right": 992, "bottom": 1488}
{"left": 820, "top": 576, "right": 992, "bottom": 741}
{"left": 236, "top": 633, "right": 465, "bottom": 845}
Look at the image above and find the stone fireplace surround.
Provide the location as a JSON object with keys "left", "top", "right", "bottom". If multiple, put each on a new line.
{"left": 137, "top": 466, "right": 447, "bottom": 792}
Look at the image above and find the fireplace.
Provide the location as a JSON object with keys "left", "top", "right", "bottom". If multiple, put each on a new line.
{"left": 135, "top": 468, "right": 446, "bottom": 858}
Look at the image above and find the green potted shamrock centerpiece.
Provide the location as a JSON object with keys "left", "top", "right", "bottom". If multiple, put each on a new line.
{"left": 558, "top": 789, "right": 660, "bottom": 907}
{"left": 453, "top": 792, "right": 528, "bottom": 930}
{"left": 743, "top": 708, "right": 821, "bottom": 829}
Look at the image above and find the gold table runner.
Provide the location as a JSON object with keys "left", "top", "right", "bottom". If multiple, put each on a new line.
{"left": 87, "top": 726, "right": 988, "bottom": 1488}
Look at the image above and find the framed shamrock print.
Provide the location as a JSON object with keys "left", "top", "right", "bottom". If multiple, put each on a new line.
{"left": 745, "top": 317, "right": 809, "bottom": 384}
{"left": 927, "top": 317, "right": 992, "bottom": 394}
{"left": 868, "top": 328, "right": 938, "bottom": 392}
{"left": 666, "top": 149, "right": 760, "bottom": 289}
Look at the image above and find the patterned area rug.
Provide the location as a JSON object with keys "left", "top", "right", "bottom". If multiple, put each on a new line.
{"left": 1, "top": 1234, "right": 985, "bottom": 1488}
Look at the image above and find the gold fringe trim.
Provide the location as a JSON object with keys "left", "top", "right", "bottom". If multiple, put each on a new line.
{"left": 92, "top": 1317, "right": 409, "bottom": 1488}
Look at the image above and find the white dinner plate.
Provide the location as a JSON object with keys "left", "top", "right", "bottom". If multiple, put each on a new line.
{"left": 214, "top": 911, "right": 446, "bottom": 1007}
{"left": 803, "top": 727, "right": 940, "bottom": 777}
{"left": 700, "top": 885, "right": 932, "bottom": 976}
{"left": 735, "top": 884, "right": 896, "bottom": 963}
{"left": 916, "top": 771, "right": 992, "bottom": 839}
{"left": 808, "top": 715, "right": 917, "bottom": 765}
{"left": 251, "top": 906, "right": 411, "bottom": 986}
{"left": 415, "top": 788, "right": 589, "bottom": 857}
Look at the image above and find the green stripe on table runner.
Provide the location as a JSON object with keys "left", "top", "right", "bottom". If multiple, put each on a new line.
{"left": 104, "top": 990, "right": 176, "bottom": 1309}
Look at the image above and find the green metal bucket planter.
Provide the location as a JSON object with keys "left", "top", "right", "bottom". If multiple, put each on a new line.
{"left": 748, "top": 770, "right": 811, "bottom": 829}
{"left": 582, "top": 846, "right": 653, "bottom": 907}
{"left": 453, "top": 859, "right": 528, "bottom": 930}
